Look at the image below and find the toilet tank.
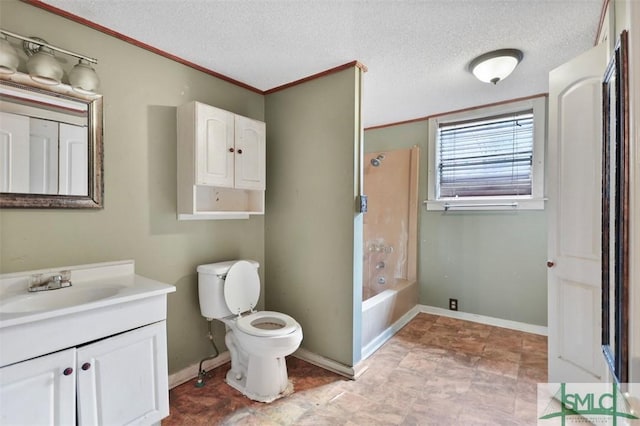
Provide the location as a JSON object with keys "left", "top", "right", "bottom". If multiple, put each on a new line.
{"left": 197, "top": 260, "right": 259, "bottom": 319}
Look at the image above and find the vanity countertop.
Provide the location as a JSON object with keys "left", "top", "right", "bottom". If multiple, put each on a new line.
{"left": 0, "top": 260, "right": 175, "bottom": 367}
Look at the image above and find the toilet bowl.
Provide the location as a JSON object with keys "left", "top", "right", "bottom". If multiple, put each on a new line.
{"left": 197, "top": 260, "right": 303, "bottom": 403}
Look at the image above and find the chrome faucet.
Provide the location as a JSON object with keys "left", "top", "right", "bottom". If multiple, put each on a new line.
{"left": 28, "top": 272, "right": 72, "bottom": 292}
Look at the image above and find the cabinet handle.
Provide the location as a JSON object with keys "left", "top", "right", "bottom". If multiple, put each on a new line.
{"left": 237, "top": 149, "right": 243, "bottom": 154}
{"left": 63, "top": 367, "right": 73, "bottom": 376}
{"left": 228, "top": 147, "right": 234, "bottom": 153}
{"left": 82, "top": 362, "right": 91, "bottom": 371}
{"left": 546, "top": 261, "right": 555, "bottom": 268}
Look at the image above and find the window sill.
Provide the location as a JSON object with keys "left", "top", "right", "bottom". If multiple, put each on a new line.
{"left": 423, "top": 197, "right": 546, "bottom": 211}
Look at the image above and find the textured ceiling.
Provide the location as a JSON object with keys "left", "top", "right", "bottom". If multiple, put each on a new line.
{"left": 41, "top": 0, "right": 603, "bottom": 128}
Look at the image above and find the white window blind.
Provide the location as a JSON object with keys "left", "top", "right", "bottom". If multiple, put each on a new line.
{"left": 437, "top": 110, "right": 534, "bottom": 198}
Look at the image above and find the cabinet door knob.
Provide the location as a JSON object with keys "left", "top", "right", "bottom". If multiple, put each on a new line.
{"left": 228, "top": 147, "right": 234, "bottom": 153}
{"left": 237, "top": 149, "right": 243, "bottom": 154}
{"left": 82, "top": 362, "right": 91, "bottom": 371}
{"left": 63, "top": 367, "right": 73, "bottom": 376}
{"left": 546, "top": 261, "right": 555, "bottom": 268}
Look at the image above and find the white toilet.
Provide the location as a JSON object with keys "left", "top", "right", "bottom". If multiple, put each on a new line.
{"left": 197, "top": 260, "right": 303, "bottom": 403}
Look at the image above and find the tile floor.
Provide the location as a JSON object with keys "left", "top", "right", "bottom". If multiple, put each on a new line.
{"left": 163, "top": 313, "right": 547, "bottom": 425}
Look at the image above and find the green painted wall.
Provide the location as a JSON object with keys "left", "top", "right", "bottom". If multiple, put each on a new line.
{"left": 0, "top": 1, "right": 266, "bottom": 374}
{"left": 365, "top": 120, "right": 548, "bottom": 326}
{"left": 264, "top": 68, "right": 363, "bottom": 366}
{"left": 1, "top": 0, "right": 548, "bottom": 381}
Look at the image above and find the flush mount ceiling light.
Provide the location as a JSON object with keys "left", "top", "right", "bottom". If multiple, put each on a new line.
{"left": 469, "top": 49, "right": 523, "bottom": 85}
{"left": 0, "top": 28, "right": 100, "bottom": 93}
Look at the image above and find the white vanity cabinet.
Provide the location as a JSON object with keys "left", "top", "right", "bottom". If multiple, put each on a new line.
{"left": 0, "top": 348, "right": 76, "bottom": 425}
{"left": 77, "top": 321, "right": 168, "bottom": 425}
{"left": 177, "top": 101, "right": 266, "bottom": 220}
{"left": 0, "top": 322, "right": 168, "bottom": 425}
{"left": 0, "top": 260, "right": 175, "bottom": 426}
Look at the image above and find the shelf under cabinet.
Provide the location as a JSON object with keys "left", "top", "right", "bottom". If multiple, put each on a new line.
{"left": 177, "top": 185, "right": 264, "bottom": 220}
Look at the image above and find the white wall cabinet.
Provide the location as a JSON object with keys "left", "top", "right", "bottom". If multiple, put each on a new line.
{"left": 177, "top": 101, "right": 265, "bottom": 220}
{"left": 234, "top": 114, "right": 266, "bottom": 191}
{"left": 0, "top": 322, "right": 169, "bottom": 426}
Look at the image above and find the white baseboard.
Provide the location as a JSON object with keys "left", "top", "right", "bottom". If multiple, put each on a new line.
{"left": 361, "top": 305, "right": 419, "bottom": 360}
{"left": 168, "top": 351, "right": 231, "bottom": 389}
{"left": 418, "top": 304, "right": 548, "bottom": 336}
{"left": 293, "top": 348, "right": 368, "bottom": 380}
{"left": 168, "top": 306, "right": 545, "bottom": 389}
{"left": 170, "top": 347, "right": 366, "bottom": 386}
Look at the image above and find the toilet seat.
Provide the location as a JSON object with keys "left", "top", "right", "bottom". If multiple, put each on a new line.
{"left": 224, "top": 261, "right": 260, "bottom": 315}
{"left": 236, "top": 311, "right": 300, "bottom": 337}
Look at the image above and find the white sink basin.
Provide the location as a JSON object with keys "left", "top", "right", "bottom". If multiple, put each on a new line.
{"left": 0, "top": 286, "right": 123, "bottom": 314}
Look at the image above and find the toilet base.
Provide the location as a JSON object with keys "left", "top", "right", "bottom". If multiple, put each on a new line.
{"left": 225, "top": 356, "right": 293, "bottom": 403}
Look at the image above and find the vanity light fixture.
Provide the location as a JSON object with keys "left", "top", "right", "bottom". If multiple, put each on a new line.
{"left": 0, "top": 28, "right": 99, "bottom": 93}
{"left": 468, "top": 48, "right": 523, "bottom": 84}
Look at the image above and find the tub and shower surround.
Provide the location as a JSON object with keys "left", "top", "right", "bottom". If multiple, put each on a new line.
{"left": 362, "top": 147, "right": 417, "bottom": 301}
{"left": 361, "top": 147, "right": 419, "bottom": 357}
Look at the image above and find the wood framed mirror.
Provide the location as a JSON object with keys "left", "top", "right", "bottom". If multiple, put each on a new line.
{"left": 0, "top": 73, "right": 103, "bottom": 208}
{"left": 601, "top": 30, "right": 629, "bottom": 384}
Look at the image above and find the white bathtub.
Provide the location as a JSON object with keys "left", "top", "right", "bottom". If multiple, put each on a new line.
{"left": 361, "top": 278, "right": 418, "bottom": 359}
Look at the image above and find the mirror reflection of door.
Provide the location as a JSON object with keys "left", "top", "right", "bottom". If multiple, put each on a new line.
{"left": 58, "top": 122, "right": 88, "bottom": 195}
{"left": 0, "top": 111, "right": 29, "bottom": 193}
{"left": 28, "top": 118, "right": 59, "bottom": 195}
{"left": 0, "top": 89, "right": 88, "bottom": 196}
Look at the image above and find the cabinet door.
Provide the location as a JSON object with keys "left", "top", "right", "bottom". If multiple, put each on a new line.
{"left": 196, "top": 103, "right": 235, "bottom": 187}
{"left": 77, "top": 321, "right": 169, "bottom": 426}
{"left": 234, "top": 115, "right": 266, "bottom": 190}
{"left": 0, "top": 348, "right": 76, "bottom": 425}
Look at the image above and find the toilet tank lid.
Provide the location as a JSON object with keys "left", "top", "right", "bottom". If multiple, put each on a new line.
{"left": 197, "top": 260, "right": 259, "bottom": 275}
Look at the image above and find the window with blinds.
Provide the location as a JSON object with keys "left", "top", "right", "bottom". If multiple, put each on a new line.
{"left": 437, "top": 110, "right": 534, "bottom": 198}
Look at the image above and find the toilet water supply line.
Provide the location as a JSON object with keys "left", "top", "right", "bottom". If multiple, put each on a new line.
{"left": 195, "top": 320, "right": 220, "bottom": 388}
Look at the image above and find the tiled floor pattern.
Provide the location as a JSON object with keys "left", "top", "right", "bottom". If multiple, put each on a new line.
{"left": 164, "top": 313, "right": 547, "bottom": 425}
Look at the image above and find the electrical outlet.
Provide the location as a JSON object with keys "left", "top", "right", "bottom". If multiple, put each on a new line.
{"left": 449, "top": 298, "right": 458, "bottom": 311}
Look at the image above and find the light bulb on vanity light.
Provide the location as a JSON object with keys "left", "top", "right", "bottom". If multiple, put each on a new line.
{"left": 26, "top": 46, "right": 63, "bottom": 85}
{"left": 0, "top": 33, "right": 19, "bottom": 74}
{"left": 69, "top": 58, "right": 100, "bottom": 94}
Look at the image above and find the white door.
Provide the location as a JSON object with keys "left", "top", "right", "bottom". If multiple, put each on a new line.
{"left": 234, "top": 115, "right": 266, "bottom": 190}
{"left": 196, "top": 103, "right": 235, "bottom": 187}
{"left": 29, "top": 117, "right": 59, "bottom": 194}
{"left": 0, "top": 111, "right": 30, "bottom": 193}
{"left": 59, "top": 122, "right": 88, "bottom": 196}
{"left": 77, "top": 322, "right": 169, "bottom": 426}
{"left": 548, "top": 43, "right": 609, "bottom": 383}
{"left": 0, "top": 348, "right": 76, "bottom": 425}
